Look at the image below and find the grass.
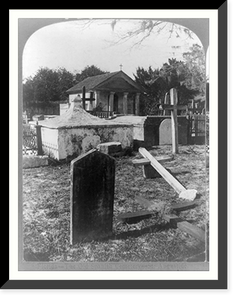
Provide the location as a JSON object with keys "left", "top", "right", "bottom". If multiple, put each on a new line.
{"left": 22, "top": 145, "right": 209, "bottom": 262}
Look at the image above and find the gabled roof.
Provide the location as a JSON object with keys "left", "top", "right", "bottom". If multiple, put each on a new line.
{"left": 66, "top": 71, "right": 142, "bottom": 94}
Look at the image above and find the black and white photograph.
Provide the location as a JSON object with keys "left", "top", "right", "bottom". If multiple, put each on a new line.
{"left": 7, "top": 6, "right": 228, "bottom": 289}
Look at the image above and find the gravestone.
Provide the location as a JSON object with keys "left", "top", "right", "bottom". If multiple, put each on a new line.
{"left": 159, "top": 119, "right": 172, "bottom": 145}
{"left": 143, "top": 165, "right": 171, "bottom": 179}
{"left": 143, "top": 164, "right": 162, "bottom": 178}
{"left": 70, "top": 149, "right": 115, "bottom": 244}
{"left": 97, "top": 142, "right": 122, "bottom": 155}
{"left": 159, "top": 118, "right": 187, "bottom": 145}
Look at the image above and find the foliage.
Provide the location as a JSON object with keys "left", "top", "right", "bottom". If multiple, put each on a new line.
{"left": 182, "top": 44, "right": 206, "bottom": 96}
{"left": 75, "top": 65, "right": 108, "bottom": 82}
{"left": 23, "top": 65, "right": 107, "bottom": 108}
{"left": 23, "top": 67, "right": 76, "bottom": 107}
{"left": 107, "top": 19, "right": 195, "bottom": 48}
{"left": 134, "top": 62, "right": 198, "bottom": 115}
{"left": 134, "top": 45, "right": 205, "bottom": 115}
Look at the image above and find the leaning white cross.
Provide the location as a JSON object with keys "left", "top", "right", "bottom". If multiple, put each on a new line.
{"left": 139, "top": 147, "right": 197, "bottom": 201}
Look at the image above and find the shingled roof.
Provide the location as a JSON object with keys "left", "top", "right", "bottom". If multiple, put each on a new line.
{"left": 66, "top": 71, "right": 141, "bottom": 94}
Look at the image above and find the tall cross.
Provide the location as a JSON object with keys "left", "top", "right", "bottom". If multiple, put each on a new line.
{"left": 119, "top": 64, "right": 123, "bottom": 71}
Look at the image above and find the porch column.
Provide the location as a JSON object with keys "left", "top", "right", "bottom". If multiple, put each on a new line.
{"left": 123, "top": 92, "right": 129, "bottom": 115}
{"left": 135, "top": 93, "right": 140, "bottom": 115}
{"left": 95, "top": 91, "right": 100, "bottom": 107}
{"left": 109, "top": 92, "right": 115, "bottom": 112}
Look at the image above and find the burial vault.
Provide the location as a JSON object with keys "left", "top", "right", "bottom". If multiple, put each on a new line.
{"left": 39, "top": 97, "right": 133, "bottom": 160}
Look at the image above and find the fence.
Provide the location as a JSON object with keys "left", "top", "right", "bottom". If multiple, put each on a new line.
{"left": 89, "top": 111, "right": 114, "bottom": 119}
{"left": 24, "top": 102, "right": 60, "bottom": 119}
{"left": 187, "top": 114, "right": 206, "bottom": 145}
{"left": 22, "top": 124, "right": 43, "bottom": 156}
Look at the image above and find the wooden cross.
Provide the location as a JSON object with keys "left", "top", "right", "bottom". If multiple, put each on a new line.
{"left": 170, "top": 88, "right": 179, "bottom": 154}
{"left": 162, "top": 88, "right": 187, "bottom": 154}
{"left": 82, "top": 86, "right": 95, "bottom": 110}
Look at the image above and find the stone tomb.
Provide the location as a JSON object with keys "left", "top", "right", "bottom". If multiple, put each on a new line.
{"left": 70, "top": 149, "right": 115, "bottom": 244}
{"left": 40, "top": 98, "right": 133, "bottom": 160}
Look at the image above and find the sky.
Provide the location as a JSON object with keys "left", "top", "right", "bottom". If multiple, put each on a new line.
{"left": 22, "top": 19, "right": 203, "bottom": 80}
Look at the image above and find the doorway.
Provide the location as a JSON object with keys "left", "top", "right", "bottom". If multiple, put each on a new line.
{"left": 113, "top": 93, "right": 119, "bottom": 113}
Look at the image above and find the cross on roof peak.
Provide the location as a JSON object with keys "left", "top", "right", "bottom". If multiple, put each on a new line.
{"left": 119, "top": 64, "right": 123, "bottom": 71}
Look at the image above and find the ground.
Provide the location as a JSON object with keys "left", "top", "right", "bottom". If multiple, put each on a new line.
{"left": 22, "top": 145, "right": 209, "bottom": 262}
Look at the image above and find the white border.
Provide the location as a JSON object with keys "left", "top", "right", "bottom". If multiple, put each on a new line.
{"left": 9, "top": 9, "right": 218, "bottom": 281}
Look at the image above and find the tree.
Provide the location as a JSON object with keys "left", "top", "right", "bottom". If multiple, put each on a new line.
{"left": 134, "top": 66, "right": 166, "bottom": 115}
{"left": 134, "top": 55, "right": 201, "bottom": 115}
{"left": 23, "top": 67, "right": 76, "bottom": 106}
{"left": 23, "top": 76, "right": 34, "bottom": 110}
{"left": 159, "top": 58, "right": 199, "bottom": 104}
{"left": 32, "top": 68, "right": 59, "bottom": 103}
{"left": 182, "top": 44, "right": 206, "bottom": 96}
{"left": 75, "top": 65, "right": 107, "bottom": 82}
{"left": 83, "top": 19, "right": 195, "bottom": 48}
{"left": 57, "top": 68, "right": 76, "bottom": 101}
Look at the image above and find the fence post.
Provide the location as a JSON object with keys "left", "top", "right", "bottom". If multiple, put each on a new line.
{"left": 187, "top": 116, "right": 191, "bottom": 144}
{"left": 35, "top": 124, "right": 43, "bottom": 156}
{"left": 187, "top": 115, "right": 194, "bottom": 145}
{"left": 194, "top": 115, "right": 198, "bottom": 143}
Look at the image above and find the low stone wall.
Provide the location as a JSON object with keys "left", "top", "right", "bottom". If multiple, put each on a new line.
{"left": 144, "top": 116, "right": 188, "bottom": 147}
{"left": 112, "top": 115, "right": 188, "bottom": 149}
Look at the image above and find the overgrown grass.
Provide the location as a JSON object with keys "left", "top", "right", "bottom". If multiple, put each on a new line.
{"left": 22, "top": 145, "right": 208, "bottom": 262}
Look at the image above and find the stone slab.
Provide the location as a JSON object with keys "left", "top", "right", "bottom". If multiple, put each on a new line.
{"left": 97, "top": 142, "right": 122, "bottom": 155}
{"left": 22, "top": 155, "right": 48, "bottom": 169}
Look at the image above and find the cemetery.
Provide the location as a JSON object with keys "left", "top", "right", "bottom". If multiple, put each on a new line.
{"left": 20, "top": 17, "right": 211, "bottom": 266}
{"left": 38, "top": 97, "right": 133, "bottom": 160}
{"left": 22, "top": 85, "right": 209, "bottom": 263}
{"left": 23, "top": 143, "right": 208, "bottom": 262}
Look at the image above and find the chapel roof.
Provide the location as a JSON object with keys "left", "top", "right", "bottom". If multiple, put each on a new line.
{"left": 66, "top": 70, "right": 142, "bottom": 94}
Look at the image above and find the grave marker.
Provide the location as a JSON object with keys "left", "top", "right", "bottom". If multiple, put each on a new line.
{"left": 159, "top": 119, "right": 173, "bottom": 145}
{"left": 170, "top": 88, "right": 179, "bottom": 154}
{"left": 138, "top": 147, "right": 197, "bottom": 201}
{"left": 70, "top": 149, "right": 115, "bottom": 244}
{"left": 159, "top": 118, "right": 188, "bottom": 146}
{"left": 161, "top": 88, "right": 187, "bottom": 153}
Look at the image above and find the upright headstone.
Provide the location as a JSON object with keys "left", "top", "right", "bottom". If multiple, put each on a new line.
{"left": 159, "top": 119, "right": 172, "bottom": 145}
{"left": 70, "top": 149, "right": 115, "bottom": 244}
{"left": 159, "top": 118, "right": 188, "bottom": 145}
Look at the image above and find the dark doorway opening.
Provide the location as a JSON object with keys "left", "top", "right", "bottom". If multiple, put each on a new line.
{"left": 113, "top": 93, "right": 119, "bottom": 113}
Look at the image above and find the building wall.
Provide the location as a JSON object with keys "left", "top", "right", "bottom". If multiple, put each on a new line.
{"left": 93, "top": 91, "right": 124, "bottom": 113}
{"left": 68, "top": 91, "right": 133, "bottom": 114}
{"left": 60, "top": 103, "right": 70, "bottom": 115}
{"left": 96, "top": 91, "right": 109, "bottom": 111}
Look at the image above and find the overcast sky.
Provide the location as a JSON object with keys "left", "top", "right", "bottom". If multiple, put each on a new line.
{"left": 22, "top": 19, "right": 203, "bottom": 80}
